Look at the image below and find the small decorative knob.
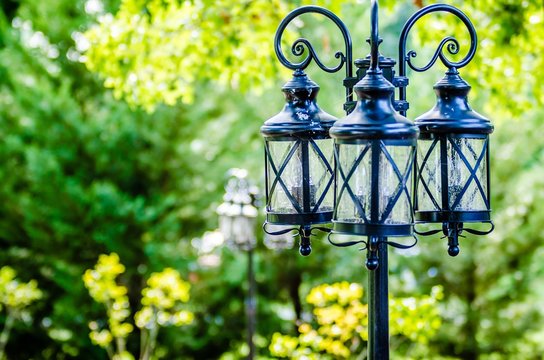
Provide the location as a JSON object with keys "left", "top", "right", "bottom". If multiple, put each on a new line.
{"left": 366, "top": 257, "right": 379, "bottom": 270}
{"left": 299, "top": 243, "right": 312, "bottom": 256}
{"left": 299, "top": 229, "right": 312, "bottom": 256}
{"left": 443, "top": 222, "right": 462, "bottom": 257}
{"left": 448, "top": 245, "right": 460, "bottom": 257}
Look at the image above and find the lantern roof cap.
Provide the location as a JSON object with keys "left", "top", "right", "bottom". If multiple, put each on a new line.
{"left": 330, "top": 71, "right": 418, "bottom": 141}
{"left": 415, "top": 69, "right": 493, "bottom": 134}
{"left": 261, "top": 70, "right": 337, "bottom": 138}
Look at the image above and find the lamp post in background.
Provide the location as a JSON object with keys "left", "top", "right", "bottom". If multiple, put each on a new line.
{"left": 261, "top": 1, "right": 494, "bottom": 359}
{"left": 217, "top": 169, "right": 258, "bottom": 360}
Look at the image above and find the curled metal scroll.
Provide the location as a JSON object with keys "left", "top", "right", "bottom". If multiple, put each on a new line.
{"left": 399, "top": 4, "right": 477, "bottom": 74}
{"left": 263, "top": 222, "right": 331, "bottom": 256}
{"left": 327, "top": 232, "right": 418, "bottom": 270}
{"left": 274, "top": 5, "right": 353, "bottom": 77}
{"left": 414, "top": 221, "right": 494, "bottom": 257}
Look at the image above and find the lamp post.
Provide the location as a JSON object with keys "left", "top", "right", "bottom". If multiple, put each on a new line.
{"left": 217, "top": 169, "right": 258, "bottom": 360}
{"left": 261, "top": 1, "right": 494, "bottom": 359}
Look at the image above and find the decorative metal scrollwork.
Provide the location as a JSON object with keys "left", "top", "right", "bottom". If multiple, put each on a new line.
{"left": 406, "top": 36, "right": 460, "bottom": 72}
{"left": 414, "top": 221, "right": 494, "bottom": 257}
{"left": 274, "top": 5, "right": 353, "bottom": 78}
{"left": 263, "top": 223, "right": 330, "bottom": 256}
{"left": 399, "top": 4, "right": 477, "bottom": 73}
{"left": 327, "top": 232, "right": 418, "bottom": 270}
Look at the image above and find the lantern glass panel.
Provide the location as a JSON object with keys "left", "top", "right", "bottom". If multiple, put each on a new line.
{"left": 309, "top": 139, "right": 334, "bottom": 212}
{"left": 380, "top": 145, "right": 413, "bottom": 224}
{"left": 447, "top": 137, "right": 488, "bottom": 211}
{"left": 335, "top": 144, "right": 372, "bottom": 223}
{"left": 267, "top": 138, "right": 333, "bottom": 215}
{"left": 267, "top": 140, "right": 298, "bottom": 214}
{"left": 335, "top": 142, "right": 413, "bottom": 225}
{"left": 416, "top": 139, "right": 441, "bottom": 212}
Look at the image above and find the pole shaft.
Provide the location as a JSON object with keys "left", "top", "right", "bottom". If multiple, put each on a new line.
{"left": 247, "top": 249, "right": 256, "bottom": 360}
{"left": 368, "top": 240, "right": 389, "bottom": 360}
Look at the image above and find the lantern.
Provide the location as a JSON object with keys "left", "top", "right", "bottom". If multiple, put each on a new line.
{"left": 217, "top": 169, "right": 258, "bottom": 251}
{"left": 330, "top": 68, "right": 419, "bottom": 269}
{"left": 414, "top": 69, "right": 494, "bottom": 256}
{"left": 261, "top": 70, "right": 337, "bottom": 255}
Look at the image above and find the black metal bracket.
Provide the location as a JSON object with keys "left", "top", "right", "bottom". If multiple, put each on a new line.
{"left": 263, "top": 222, "right": 331, "bottom": 256}
{"left": 414, "top": 221, "right": 494, "bottom": 256}
{"left": 274, "top": 5, "right": 354, "bottom": 113}
{"left": 397, "top": 4, "right": 478, "bottom": 116}
{"left": 328, "top": 232, "right": 418, "bottom": 270}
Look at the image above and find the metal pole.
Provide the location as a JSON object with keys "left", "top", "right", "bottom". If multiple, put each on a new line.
{"left": 246, "top": 248, "right": 256, "bottom": 360}
{"left": 368, "top": 239, "right": 389, "bottom": 360}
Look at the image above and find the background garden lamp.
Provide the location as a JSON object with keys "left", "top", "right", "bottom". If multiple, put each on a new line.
{"left": 216, "top": 169, "right": 258, "bottom": 360}
{"left": 262, "top": 1, "right": 493, "bottom": 359}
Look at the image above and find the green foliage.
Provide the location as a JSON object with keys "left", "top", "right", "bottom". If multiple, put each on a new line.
{"left": 406, "top": 0, "right": 544, "bottom": 118}
{"left": 0, "top": 266, "right": 43, "bottom": 359}
{"left": 83, "top": 0, "right": 290, "bottom": 111}
{"left": 83, "top": 253, "right": 193, "bottom": 360}
{"left": 269, "top": 282, "right": 444, "bottom": 359}
{"left": 0, "top": 266, "right": 43, "bottom": 310}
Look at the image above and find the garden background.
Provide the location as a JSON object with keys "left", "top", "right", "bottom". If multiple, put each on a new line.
{"left": 0, "top": 0, "right": 543, "bottom": 359}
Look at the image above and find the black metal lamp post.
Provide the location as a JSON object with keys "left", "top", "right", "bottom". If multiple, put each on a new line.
{"left": 217, "top": 169, "right": 258, "bottom": 360}
{"left": 261, "top": 1, "right": 493, "bottom": 359}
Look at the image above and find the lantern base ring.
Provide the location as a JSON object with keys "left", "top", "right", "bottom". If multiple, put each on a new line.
{"left": 266, "top": 211, "right": 333, "bottom": 225}
{"left": 332, "top": 222, "right": 413, "bottom": 237}
{"left": 415, "top": 210, "right": 490, "bottom": 223}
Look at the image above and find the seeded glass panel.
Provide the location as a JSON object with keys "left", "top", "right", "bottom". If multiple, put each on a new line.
{"left": 447, "top": 137, "right": 488, "bottom": 211}
{"left": 310, "top": 139, "right": 334, "bottom": 213}
{"left": 417, "top": 139, "right": 442, "bottom": 211}
{"left": 380, "top": 145, "right": 413, "bottom": 224}
{"left": 335, "top": 144, "right": 372, "bottom": 223}
{"left": 267, "top": 140, "right": 298, "bottom": 214}
{"left": 267, "top": 138, "right": 334, "bottom": 215}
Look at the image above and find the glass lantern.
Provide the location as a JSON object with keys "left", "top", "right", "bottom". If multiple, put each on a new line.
{"left": 217, "top": 171, "right": 258, "bottom": 251}
{"left": 261, "top": 70, "right": 336, "bottom": 244}
{"left": 330, "top": 70, "right": 419, "bottom": 239}
{"left": 414, "top": 69, "right": 493, "bottom": 256}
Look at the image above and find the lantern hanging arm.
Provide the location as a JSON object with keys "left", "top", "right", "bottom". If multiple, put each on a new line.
{"left": 396, "top": 4, "right": 477, "bottom": 115}
{"left": 414, "top": 221, "right": 494, "bottom": 257}
{"left": 327, "top": 232, "right": 418, "bottom": 270}
{"left": 263, "top": 222, "right": 331, "bottom": 256}
{"left": 274, "top": 5, "right": 354, "bottom": 105}
{"left": 274, "top": 5, "right": 353, "bottom": 74}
